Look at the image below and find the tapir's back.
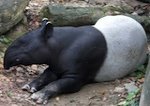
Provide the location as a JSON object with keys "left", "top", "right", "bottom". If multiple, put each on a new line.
{"left": 93, "top": 15, "right": 147, "bottom": 82}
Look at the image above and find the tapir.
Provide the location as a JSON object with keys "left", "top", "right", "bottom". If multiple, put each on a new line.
{"left": 3, "top": 15, "right": 147, "bottom": 104}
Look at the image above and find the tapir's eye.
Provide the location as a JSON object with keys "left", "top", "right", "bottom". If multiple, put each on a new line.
{"left": 16, "top": 58, "right": 20, "bottom": 62}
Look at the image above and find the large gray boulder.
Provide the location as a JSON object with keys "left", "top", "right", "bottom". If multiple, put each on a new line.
{"left": 0, "top": 0, "right": 29, "bottom": 35}
{"left": 40, "top": 4, "right": 131, "bottom": 26}
{"left": 40, "top": 4, "right": 150, "bottom": 33}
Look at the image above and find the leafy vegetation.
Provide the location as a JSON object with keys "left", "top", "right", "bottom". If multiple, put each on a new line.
{"left": 0, "top": 35, "right": 12, "bottom": 45}
{"left": 123, "top": 89, "right": 140, "bottom": 106}
{"left": 118, "top": 65, "right": 146, "bottom": 106}
{"left": 135, "top": 65, "right": 146, "bottom": 79}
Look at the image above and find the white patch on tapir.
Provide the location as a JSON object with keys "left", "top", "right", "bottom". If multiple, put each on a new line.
{"left": 93, "top": 15, "right": 147, "bottom": 82}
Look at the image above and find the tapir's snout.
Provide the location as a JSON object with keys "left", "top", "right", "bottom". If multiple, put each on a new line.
{"left": 3, "top": 49, "right": 16, "bottom": 70}
{"left": 3, "top": 53, "right": 11, "bottom": 70}
{"left": 3, "top": 62, "right": 10, "bottom": 70}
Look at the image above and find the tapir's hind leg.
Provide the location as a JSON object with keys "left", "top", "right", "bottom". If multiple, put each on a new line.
{"left": 22, "top": 67, "right": 57, "bottom": 93}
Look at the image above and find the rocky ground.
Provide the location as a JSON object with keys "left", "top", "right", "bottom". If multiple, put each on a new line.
{"left": 0, "top": 0, "right": 149, "bottom": 106}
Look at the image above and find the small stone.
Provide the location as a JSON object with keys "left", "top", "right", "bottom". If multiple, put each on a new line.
{"left": 124, "top": 82, "right": 138, "bottom": 93}
{"left": 132, "top": 12, "right": 138, "bottom": 15}
{"left": 16, "top": 67, "right": 23, "bottom": 72}
{"left": 114, "top": 11, "right": 120, "bottom": 15}
{"left": 31, "top": 65, "right": 38, "bottom": 70}
{"left": 114, "top": 87, "right": 125, "bottom": 93}
{"left": 25, "top": 6, "right": 30, "bottom": 10}
{"left": 16, "top": 79, "right": 24, "bottom": 83}
{"left": 30, "top": 3, "right": 38, "bottom": 6}
{"left": 56, "top": 97, "right": 60, "bottom": 101}
{"left": 102, "top": 97, "right": 107, "bottom": 101}
{"left": 118, "top": 94, "right": 121, "bottom": 97}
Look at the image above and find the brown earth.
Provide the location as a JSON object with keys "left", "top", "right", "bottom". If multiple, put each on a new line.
{"left": 0, "top": 65, "right": 143, "bottom": 106}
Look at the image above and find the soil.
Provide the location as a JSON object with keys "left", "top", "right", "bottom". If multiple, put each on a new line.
{"left": 0, "top": 65, "right": 143, "bottom": 106}
{"left": 0, "top": 0, "right": 149, "bottom": 106}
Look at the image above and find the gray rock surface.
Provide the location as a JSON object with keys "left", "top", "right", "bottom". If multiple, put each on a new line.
{"left": 40, "top": 4, "right": 105, "bottom": 26}
{"left": 0, "top": 0, "right": 29, "bottom": 35}
{"left": 40, "top": 4, "right": 150, "bottom": 33}
{"left": 140, "top": 54, "right": 150, "bottom": 106}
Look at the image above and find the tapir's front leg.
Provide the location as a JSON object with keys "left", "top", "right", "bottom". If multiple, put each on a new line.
{"left": 22, "top": 67, "right": 58, "bottom": 93}
{"left": 31, "top": 77, "right": 84, "bottom": 104}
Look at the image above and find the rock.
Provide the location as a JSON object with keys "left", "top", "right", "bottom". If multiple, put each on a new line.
{"left": 40, "top": 4, "right": 150, "bottom": 33}
{"left": 5, "top": 19, "right": 28, "bottom": 42}
{"left": 56, "top": 97, "right": 60, "bottom": 101}
{"left": 0, "top": 0, "right": 29, "bottom": 35}
{"left": 114, "top": 87, "right": 125, "bottom": 93}
{"left": 40, "top": 4, "right": 105, "bottom": 26}
{"left": 140, "top": 54, "right": 150, "bottom": 106}
{"left": 124, "top": 82, "right": 138, "bottom": 93}
{"left": 40, "top": 4, "right": 133, "bottom": 26}
{"left": 16, "top": 67, "right": 23, "bottom": 72}
{"left": 31, "top": 65, "right": 38, "bottom": 71}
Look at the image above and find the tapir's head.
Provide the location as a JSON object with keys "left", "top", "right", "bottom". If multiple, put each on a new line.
{"left": 4, "top": 18, "right": 53, "bottom": 69}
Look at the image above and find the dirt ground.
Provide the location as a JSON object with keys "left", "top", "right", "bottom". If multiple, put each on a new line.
{"left": 0, "top": 0, "right": 149, "bottom": 106}
{"left": 0, "top": 64, "right": 144, "bottom": 106}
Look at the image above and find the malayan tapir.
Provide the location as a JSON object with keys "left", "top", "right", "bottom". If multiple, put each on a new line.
{"left": 3, "top": 15, "right": 147, "bottom": 104}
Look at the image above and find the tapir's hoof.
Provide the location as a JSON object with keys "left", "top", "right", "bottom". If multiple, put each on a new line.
{"left": 22, "top": 84, "right": 30, "bottom": 91}
{"left": 31, "top": 91, "right": 48, "bottom": 104}
{"left": 30, "top": 87, "right": 37, "bottom": 93}
{"left": 22, "top": 84, "right": 37, "bottom": 93}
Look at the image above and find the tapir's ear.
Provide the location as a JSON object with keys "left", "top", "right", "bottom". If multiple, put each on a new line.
{"left": 41, "top": 18, "right": 49, "bottom": 26}
{"left": 45, "top": 21, "right": 53, "bottom": 33}
{"left": 41, "top": 18, "right": 53, "bottom": 33}
{"left": 41, "top": 21, "right": 53, "bottom": 41}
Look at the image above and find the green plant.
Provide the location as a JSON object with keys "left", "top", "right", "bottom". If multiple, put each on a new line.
{"left": 118, "top": 89, "right": 140, "bottom": 106}
{"left": 135, "top": 65, "right": 146, "bottom": 79}
{"left": 0, "top": 35, "right": 12, "bottom": 45}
